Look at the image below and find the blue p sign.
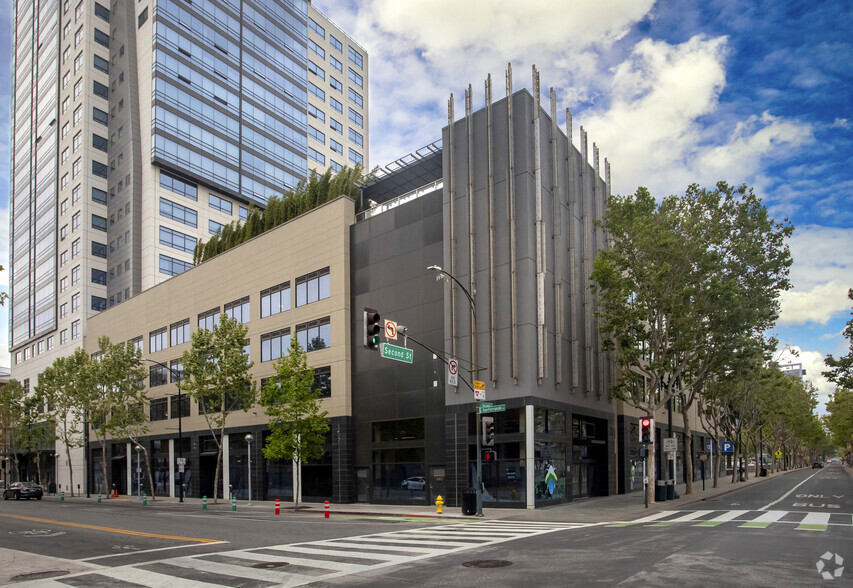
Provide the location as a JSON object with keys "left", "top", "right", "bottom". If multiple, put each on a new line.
{"left": 721, "top": 441, "right": 734, "bottom": 454}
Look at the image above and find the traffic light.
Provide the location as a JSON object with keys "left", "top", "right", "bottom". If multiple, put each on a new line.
{"left": 483, "top": 449, "right": 497, "bottom": 462}
{"left": 640, "top": 417, "right": 653, "bottom": 444}
{"left": 482, "top": 416, "right": 495, "bottom": 447}
{"left": 363, "top": 307, "right": 381, "bottom": 350}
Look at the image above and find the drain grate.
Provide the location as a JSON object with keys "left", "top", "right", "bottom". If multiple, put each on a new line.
{"left": 252, "top": 561, "right": 290, "bottom": 569}
{"left": 11, "top": 571, "right": 71, "bottom": 582}
{"left": 462, "top": 560, "right": 513, "bottom": 569}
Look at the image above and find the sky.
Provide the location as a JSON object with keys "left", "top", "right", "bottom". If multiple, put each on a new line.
{"left": 1, "top": 1, "right": 851, "bottom": 413}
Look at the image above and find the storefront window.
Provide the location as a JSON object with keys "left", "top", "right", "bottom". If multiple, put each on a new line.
{"left": 534, "top": 442, "right": 567, "bottom": 501}
{"left": 372, "top": 448, "right": 425, "bottom": 501}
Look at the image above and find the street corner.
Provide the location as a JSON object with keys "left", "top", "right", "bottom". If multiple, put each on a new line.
{"left": 0, "top": 547, "right": 101, "bottom": 586}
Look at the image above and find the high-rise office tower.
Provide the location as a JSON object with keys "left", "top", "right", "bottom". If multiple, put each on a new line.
{"left": 10, "top": 1, "right": 367, "bottom": 382}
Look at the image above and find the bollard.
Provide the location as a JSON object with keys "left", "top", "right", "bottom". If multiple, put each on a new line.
{"left": 324, "top": 500, "right": 330, "bottom": 519}
{"left": 202, "top": 495, "right": 207, "bottom": 510}
{"left": 143, "top": 493, "right": 147, "bottom": 506}
{"left": 98, "top": 492, "right": 102, "bottom": 504}
{"left": 61, "top": 490, "right": 65, "bottom": 502}
{"left": 435, "top": 494, "right": 444, "bottom": 515}
{"left": 231, "top": 495, "right": 237, "bottom": 511}
{"left": 275, "top": 498, "right": 280, "bottom": 515}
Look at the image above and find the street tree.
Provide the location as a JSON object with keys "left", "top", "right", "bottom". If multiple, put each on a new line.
{"left": 0, "top": 379, "right": 29, "bottom": 483}
{"left": 823, "top": 389, "right": 853, "bottom": 455}
{"left": 260, "top": 335, "right": 329, "bottom": 508}
{"left": 823, "top": 288, "right": 853, "bottom": 390}
{"left": 591, "top": 182, "right": 793, "bottom": 498}
{"left": 182, "top": 313, "right": 256, "bottom": 503}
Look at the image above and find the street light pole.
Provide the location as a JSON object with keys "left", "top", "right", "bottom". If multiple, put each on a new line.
{"left": 141, "top": 358, "right": 184, "bottom": 502}
{"left": 428, "top": 265, "right": 483, "bottom": 517}
{"left": 135, "top": 444, "right": 142, "bottom": 499}
{"left": 245, "top": 434, "right": 253, "bottom": 506}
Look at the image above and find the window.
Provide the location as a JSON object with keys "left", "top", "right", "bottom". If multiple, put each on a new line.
{"left": 296, "top": 267, "right": 331, "bottom": 306}
{"left": 94, "top": 2, "right": 110, "bottom": 22}
{"left": 348, "top": 88, "right": 363, "bottom": 107}
{"left": 239, "top": 206, "right": 249, "bottom": 221}
{"left": 131, "top": 336, "right": 143, "bottom": 353}
{"left": 138, "top": 6, "right": 148, "bottom": 28}
{"left": 170, "top": 319, "right": 190, "bottom": 346}
{"left": 308, "top": 147, "right": 325, "bottom": 166}
{"left": 47, "top": 336, "right": 54, "bottom": 350}
{"left": 171, "top": 392, "right": 190, "bottom": 418}
{"left": 209, "top": 194, "right": 232, "bottom": 215}
{"left": 91, "top": 296, "right": 107, "bottom": 311}
{"left": 92, "top": 107, "right": 108, "bottom": 125}
{"left": 72, "top": 265, "right": 80, "bottom": 286}
{"left": 71, "top": 320, "right": 80, "bottom": 339}
{"left": 348, "top": 68, "right": 363, "bottom": 88}
{"left": 308, "top": 82, "right": 325, "bottom": 101}
{"left": 72, "top": 211, "right": 81, "bottom": 232}
{"left": 308, "top": 104, "right": 325, "bottom": 122}
{"left": 160, "top": 198, "right": 197, "bottom": 228}
{"left": 296, "top": 317, "right": 331, "bottom": 351}
{"left": 149, "top": 365, "right": 168, "bottom": 387}
{"left": 160, "top": 170, "right": 197, "bottom": 200}
{"left": 349, "top": 148, "right": 364, "bottom": 166}
{"left": 330, "top": 118, "right": 343, "bottom": 134}
{"left": 74, "top": 27, "right": 83, "bottom": 47}
{"left": 92, "top": 187, "right": 107, "bottom": 204}
{"left": 159, "top": 226, "right": 197, "bottom": 254}
{"left": 60, "top": 250, "right": 69, "bottom": 267}
{"left": 93, "top": 80, "right": 108, "bottom": 99}
{"left": 260, "top": 281, "right": 290, "bottom": 318}
{"left": 150, "top": 327, "right": 168, "bottom": 352}
{"left": 348, "top": 46, "right": 363, "bottom": 69}
{"left": 72, "top": 158, "right": 81, "bottom": 178}
{"left": 208, "top": 220, "right": 224, "bottom": 235}
{"left": 91, "top": 268, "right": 107, "bottom": 285}
{"left": 349, "top": 108, "right": 364, "bottom": 129}
{"left": 92, "top": 133, "right": 108, "bottom": 151}
{"left": 308, "top": 39, "right": 324, "bottom": 58}
{"left": 63, "top": 71, "right": 70, "bottom": 88}
{"left": 308, "top": 126, "right": 325, "bottom": 144}
{"left": 349, "top": 128, "right": 364, "bottom": 147}
{"left": 308, "top": 17, "right": 325, "bottom": 38}
{"left": 261, "top": 329, "right": 290, "bottom": 362}
{"left": 330, "top": 139, "right": 343, "bottom": 155}
{"left": 92, "top": 241, "right": 107, "bottom": 258}
{"left": 329, "top": 76, "right": 343, "bottom": 92}
{"left": 62, "top": 97, "right": 70, "bottom": 114}
{"left": 73, "top": 184, "right": 81, "bottom": 204}
{"left": 330, "top": 160, "right": 342, "bottom": 173}
{"left": 330, "top": 55, "right": 343, "bottom": 73}
{"left": 60, "top": 276, "right": 68, "bottom": 292}
{"left": 61, "top": 122, "right": 69, "bottom": 139}
{"left": 74, "top": 52, "right": 83, "bottom": 73}
{"left": 225, "top": 296, "right": 250, "bottom": 324}
{"left": 73, "top": 132, "right": 82, "bottom": 151}
{"left": 71, "top": 238, "right": 81, "bottom": 258}
{"left": 159, "top": 254, "right": 193, "bottom": 276}
{"left": 61, "top": 148, "right": 69, "bottom": 165}
{"left": 74, "top": 78, "right": 83, "bottom": 99}
{"left": 94, "top": 55, "right": 109, "bottom": 73}
{"left": 92, "top": 214, "right": 107, "bottom": 231}
{"left": 60, "top": 303, "right": 68, "bottom": 318}
{"left": 198, "top": 308, "right": 220, "bottom": 331}
{"left": 92, "top": 160, "right": 108, "bottom": 178}
{"left": 313, "top": 366, "right": 332, "bottom": 397}
{"left": 150, "top": 398, "right": 167, "bottom": 421}
{"left": 94, "top": 28, "right": 110, "bottom": 48}
{"left": 74, "top": 106, "right": 83, "bottom": 125}
{"left": 308, "top": 61, "right": 325, "bottom": 80}
{"left": 60, "top": 330, "right": 68, "bottom": 344}
{"left": 330, "top": 35, "right": 342, "bottom": 52}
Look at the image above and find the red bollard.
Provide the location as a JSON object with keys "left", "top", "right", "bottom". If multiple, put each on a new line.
{"left": 275, "top": 498, "right": 280, "bottom": 515}
{"left": 324, "top": 500, "right": 330, "bottom": 519}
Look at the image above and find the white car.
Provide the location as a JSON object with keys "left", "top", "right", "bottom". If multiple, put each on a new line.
{"left": 401, "top": 477, "right": 426, "bottom": 490}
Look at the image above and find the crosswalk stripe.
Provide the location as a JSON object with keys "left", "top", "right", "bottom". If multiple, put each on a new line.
{"left": 238, "top": 549, "right": 371, "bottom": 573}
{"left": 796, "top": 512, "right": 830, "bottom": 531}
{"left": 307, "top": 540, "right": 448, "bottom": 554}
{"left": 651, "top": 511, "right": 709, "bottom": 526}
{"left": 695, "top": 510, "right": 750, "bottom": 526}
{"left": 609, "top": 510, "right": 679, "bottom": 526}
{"left": 165, "top": 556, "right": 316, "bottom": 584}
{"left": 740, "top": 510, "right": 787, "bottom": 528}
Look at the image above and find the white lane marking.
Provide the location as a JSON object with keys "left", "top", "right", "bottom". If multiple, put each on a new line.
{"left": 759, "top": 471, "right": 823, "bottom": 511}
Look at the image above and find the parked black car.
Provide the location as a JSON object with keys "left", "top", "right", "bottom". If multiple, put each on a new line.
{"left": 3, "top": 481, "right": 44, "bottom": 500}
{"left": 812, "top": 462, "right": 824, "bottom": 469}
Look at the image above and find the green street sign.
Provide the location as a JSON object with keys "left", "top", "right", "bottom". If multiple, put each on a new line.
{"left": 480, "top": 403, "right": 506, "bottom": 414}
{"left": 380, "top": 343, "right": 413, "bottom": 364}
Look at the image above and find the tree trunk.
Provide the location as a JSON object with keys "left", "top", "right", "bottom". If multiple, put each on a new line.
{"left": 647, "top": 440, "right": 656, "bottom": 504}
{"left": 713, "top": 445, "right": 721, "bottom": 488}
{"left": 295, "top": 458, "right": 300, "bottom": 509}
{"left": 681, "top": 406, "right": 694, "bottom": 495}
{"left": 65, "top": 446, "right": 75, "bottom": 497}
{"left": 99, "top": 439, "right": 109, "bottom": 497}
{"left": 140, "top": 445, "right": 156, "bottom": 500}
{"left": 213, "top": 435, "right": 222, "bottom": 504}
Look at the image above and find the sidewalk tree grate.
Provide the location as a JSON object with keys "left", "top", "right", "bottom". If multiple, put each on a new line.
{"left": 462, "top": 560, "right": 513, "bottom": 569}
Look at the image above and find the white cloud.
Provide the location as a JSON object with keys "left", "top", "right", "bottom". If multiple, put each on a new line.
{"left": 777, "top": 348, "right": 835, "bottom": 416}
{"left": 831, "top": 117, "right": 850, "bottom": 129}
{"left": 779, "top": 281, "right": 850, "bottom": 326}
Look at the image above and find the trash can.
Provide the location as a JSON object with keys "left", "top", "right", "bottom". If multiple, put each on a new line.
{"left": 760, "top": 468, "right": 767, "bottom": 477}
{"left": 655, "top": 481, "right": 667, "bottom": 502}
{"left": 666, "top": 480, "right": 676, "bottom": 500}
{"left": 48, "top": 482, "right": 57, "bottom": 495}
{"left": 461, "top": 489, "right": 477, "bottom": 516}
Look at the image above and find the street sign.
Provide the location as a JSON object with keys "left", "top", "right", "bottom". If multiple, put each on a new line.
{"left": 380, "top": 343, "right": 413, "bottom": 363}
{"left": 480, "top": 403, "right": 506, "bottom": 414}
{"left": 721, "top": 441, "right": 734, "bottom": 454}
{"left": 447, "top": 358, "right": 458, "bottom": 387}
{"left": 663, "top": 437, "right": 677, "bottom": 453}
{"left": 474, "top": 380, "right": 486, "bottom": 401}
{"left": 176, "top": 458, "right": 186, "bottom": 466}
{"left": 775, "top": 450, "right": 782, "bottom": 459}
{"left": 384, "top": 319, "right": 397, "bottom": 340}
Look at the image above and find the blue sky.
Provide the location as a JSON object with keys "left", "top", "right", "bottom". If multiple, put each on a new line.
{"left": 1, "top": 1, "right": 851, "bottom": 412}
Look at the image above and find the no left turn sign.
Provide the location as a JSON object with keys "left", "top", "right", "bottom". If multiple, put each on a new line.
{"left": 385, "top": 319, "right": 397, "bottom": 340}
{"left": 448, "top": 358, "right": 458, "bottom": 387}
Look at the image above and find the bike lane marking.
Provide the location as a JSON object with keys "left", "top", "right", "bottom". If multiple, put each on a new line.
{"left": 0, "top": 514, "right": 223, "bottom": 544}
{"left": 758, "top": 470, "right": 823, "bottom": 511}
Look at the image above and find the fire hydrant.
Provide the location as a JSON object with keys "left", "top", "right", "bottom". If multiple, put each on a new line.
{"left": 435, "top": 495, "right": 444, "bottom": 514}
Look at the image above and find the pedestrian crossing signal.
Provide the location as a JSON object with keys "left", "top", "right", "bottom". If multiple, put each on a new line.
{"left": 640, "top": 417, "right": 653, "bottom": 444}
{"left": 484, "top": 449, "right": 496, "bottom": 462}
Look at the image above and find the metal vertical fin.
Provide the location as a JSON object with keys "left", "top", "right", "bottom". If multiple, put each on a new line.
{"left": 566, "top": 109, "right": 579, "bottom": 392}
{"left": 465, "top": 84, "right": 477, "bottom": 383}
{"left": 533, "top": 66, "right": 545, "bottom": 383}
{"left": 551, "top": 88, "right": 562, "bottom": 387}
{"left": 486, "top": 74, "right": 497, "bottom": 385}
{"left": 447, "top": 93, "right": 456, "bottom": 357}
{"left": 506, "top": 63, "right": 518, "bottom": 382}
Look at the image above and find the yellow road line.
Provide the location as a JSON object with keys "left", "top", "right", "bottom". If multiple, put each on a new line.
{"left": 0, "top": 514, "right": 221, "bottom": 543}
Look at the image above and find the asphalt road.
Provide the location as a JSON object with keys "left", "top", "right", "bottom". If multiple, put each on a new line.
{"left": 1, "top": 463, "right": 849, "bottom": 586}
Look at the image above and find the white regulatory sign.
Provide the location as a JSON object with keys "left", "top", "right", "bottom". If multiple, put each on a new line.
{"left": 384, "top": 319, "right": 397, "bottom": 340}
{"left": 663, "top": 437, "right": 677, "bottom": 453}
{"left": 447, "top": 358, "right": 458, "bottom": 387}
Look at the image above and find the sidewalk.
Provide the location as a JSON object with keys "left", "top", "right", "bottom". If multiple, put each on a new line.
{"left": 42, "top": 469, "right": 798, "bottom": 523}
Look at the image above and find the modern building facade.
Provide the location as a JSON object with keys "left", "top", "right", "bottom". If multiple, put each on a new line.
{"left": 9, "top": 0, "right": 368, "bottom": 484}
{"left": 67, "top": 72, "right": 711, "bottom": 507}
